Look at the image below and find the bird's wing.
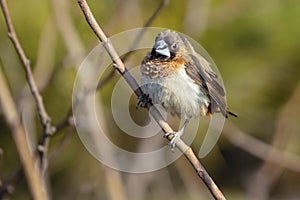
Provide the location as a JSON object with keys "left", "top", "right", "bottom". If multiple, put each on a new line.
{"left": 185, "top": 53, "right": 228, "bottom": 117}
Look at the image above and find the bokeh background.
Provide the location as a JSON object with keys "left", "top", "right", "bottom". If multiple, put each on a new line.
{"left": 1, "top": 0, "right": 300, "bottom": 199}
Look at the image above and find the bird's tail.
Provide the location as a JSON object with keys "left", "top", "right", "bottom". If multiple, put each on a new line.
{"left": 227, "top": 110, "right": 238, "bottom": 118}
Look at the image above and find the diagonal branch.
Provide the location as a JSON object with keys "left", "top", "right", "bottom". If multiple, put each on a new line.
{"left": 121, "top": 0, "right": 168, "bottom": 62}
{"left": 0, "top": 0, "right": 54, "bottom": 171}
{"left": 223, "top": 121, "right": 300, "bottom": 173}
{"left": 0, "top": 65, "right": 49, "bottom": 199}
{"left": 55, "top": 0, "right": 168, "bottom": 132}
{"left": 96, "top": 0, "right": 168, "bottom": 90}
{"left": 247, "top": 82, "right": 300, "bottom": 199}
{"left": 77, "top": 1, "right": 226, "bottom": 199}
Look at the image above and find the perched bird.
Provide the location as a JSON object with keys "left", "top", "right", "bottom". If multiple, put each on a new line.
{"left": 140, "top": 30, "right": 236, "bottom": 150}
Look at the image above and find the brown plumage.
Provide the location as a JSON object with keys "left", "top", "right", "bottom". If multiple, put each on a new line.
{"left": 140, "top": 30, "right": 236, "bottom": 149}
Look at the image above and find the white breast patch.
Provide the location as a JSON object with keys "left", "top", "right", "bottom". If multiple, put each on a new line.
{"left": 141, "top": 66, "right": 210, "bottom": 118}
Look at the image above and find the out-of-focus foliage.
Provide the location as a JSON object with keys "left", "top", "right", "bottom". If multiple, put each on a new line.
{"left": 0, "top": 0, "right": 300, "bottom": 199}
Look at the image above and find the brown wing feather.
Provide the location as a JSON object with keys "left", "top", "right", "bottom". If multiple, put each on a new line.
{"left": 186, "top": 53, "right": 228, "bottom": 117}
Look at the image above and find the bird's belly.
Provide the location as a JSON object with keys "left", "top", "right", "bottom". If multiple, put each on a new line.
{"left": 141, "top": 68, "right": 210, "bottom": 118}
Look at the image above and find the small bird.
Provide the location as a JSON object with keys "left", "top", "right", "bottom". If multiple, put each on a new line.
{"left": 139, "top": 30, "right": 236, "bottom": 150}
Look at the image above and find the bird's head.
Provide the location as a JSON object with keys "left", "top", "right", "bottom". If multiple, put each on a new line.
{"left": 150, "top": 30, "right": 193, "bottom": 61}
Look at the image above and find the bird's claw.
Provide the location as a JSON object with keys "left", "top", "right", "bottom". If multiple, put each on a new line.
{"left": 164, "top": 132, "right": 180, "bottom": 152}
{"left": 136, "top": 94, "right": 152, "bottom": 109}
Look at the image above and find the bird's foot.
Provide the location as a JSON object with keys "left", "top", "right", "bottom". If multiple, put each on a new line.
{"left": 164, "top": 130, "right": 184, "bottom": 152}
{"left": 136, "top": 93, "right": 152, "bottom": 109}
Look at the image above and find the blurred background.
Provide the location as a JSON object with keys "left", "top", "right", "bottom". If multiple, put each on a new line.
{"left": 0, "top": 0, "right": 300, "bottom": 199}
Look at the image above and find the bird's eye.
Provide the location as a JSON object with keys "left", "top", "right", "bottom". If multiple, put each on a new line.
{"left": 171, "top": 43, "right": 178, "bottom": 50}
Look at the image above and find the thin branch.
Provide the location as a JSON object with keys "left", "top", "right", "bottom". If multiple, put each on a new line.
{"left": 55, "top": 109, "right": 74, "bottom": 132}
{"left": 223, "top": 121, "right": 300, "bottom": 173}
{"left": 95, "top": 0, "right": 168, "bottom": 90}
{"left": 0, "top": 64, "right": 49, "bottom": 199}
{"left": 77, "top": 1, "right": 226, "bottom": 199}
{"left": 96, "top": 0, "right": 169, "bottom": 90}
{"left": 55, "top": 0, "right": 169, "bottom": 132}
{"left": 0, "top": 0, "right": 52, "bottom": 133}
{"left": 0, "top": 0, "right": 55, "bottom": 171}
{"left": 121, "top": 0, "right": 168, "bottom": 62}
{"left": 247, "top": 82, "right": 300, "bottom": 199}
{"left": 175, "top": 157, "right": 212, "bottom": 199}
{"left": 33, "top": 18, "right": 58, "bottom": 91}
{"left": 51, "top": 0, "right": 85, "bottom": 66}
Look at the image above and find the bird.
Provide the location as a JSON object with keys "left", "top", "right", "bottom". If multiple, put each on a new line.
{"left": 139, "top": 30, "right": 237, "bottom": 150}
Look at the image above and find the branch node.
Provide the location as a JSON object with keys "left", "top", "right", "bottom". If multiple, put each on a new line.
{"left": 7, "top": 32, "right": 13, "bottom": 39}
{"left": 37, "top": 145, "right": 45, "bottom": 153}
{"left": 50, "top": 126, "right": 57, "bottom": 135}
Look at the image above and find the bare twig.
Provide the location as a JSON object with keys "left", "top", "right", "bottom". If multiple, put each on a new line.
{"left": 0, "top": 0, "right": 52, "bottom": 133}
{"left": 223, "top": 122, "right": 300, "bottom": 173}
{"left": 33, "top": 18, "right": 58, "bottom": 91}
{"left": 77, "top": 1, "right": 226, "bottom": 199}
{"left": 0, "top": 64, "right": 49, "bottom": 199}
{"left": 175, "top": 157, "right": 212, "bottom": 199}
{"left": 17, "top": 18, "right": 58, "bottom": 162}
{"left": 94, "top": 96, "right": 127, "bottom": 200}
{"left": 55, "top": 0, "right": 168, "bottom": 132}
{"left": 247, "top": 82, "right": 300, "bottom": 199}
{"left": 97, "top": 0, "right": 169, "bottom": 89}
{"left": 51, "top": 0, "right": 85, "bottom": 66}
{"left": 0, "top": 0, "right": 55, "bottom": 171}
{"left": 122, "top": 0, "right": 168, "bottom": 61}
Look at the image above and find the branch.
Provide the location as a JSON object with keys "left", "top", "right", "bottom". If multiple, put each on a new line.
{"left": 96, "top": 0, "right": 168, "bottom": 90}
{"left": 0, "top": 0, "right": 55, "bottom": 171}
{"left": 77, "top": 1, "right": 226, "bottom": 199}
{"left": 223, "top": 121, "right": 300, "bottom": 173}
{"left": 0, "top": 64, "right": 49, "bottom": 199}
{"left": 247, "top": 82, "right": 300, "bottom": 199}
{"left": 33, "top": 18, "right": 58, "bottom": 91}
{"left": 122, "top": 0, "right": 168, "bottom": 61}
{"left": 51, "top": 0, "right": 85, "bottom": 66}
{"left": 55, "top": 0, "right": 169, "bottom": 132}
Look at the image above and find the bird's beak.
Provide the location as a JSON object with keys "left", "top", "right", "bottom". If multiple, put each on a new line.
{"left": 154, "top": 40, "right": 170, "bottom": 58}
